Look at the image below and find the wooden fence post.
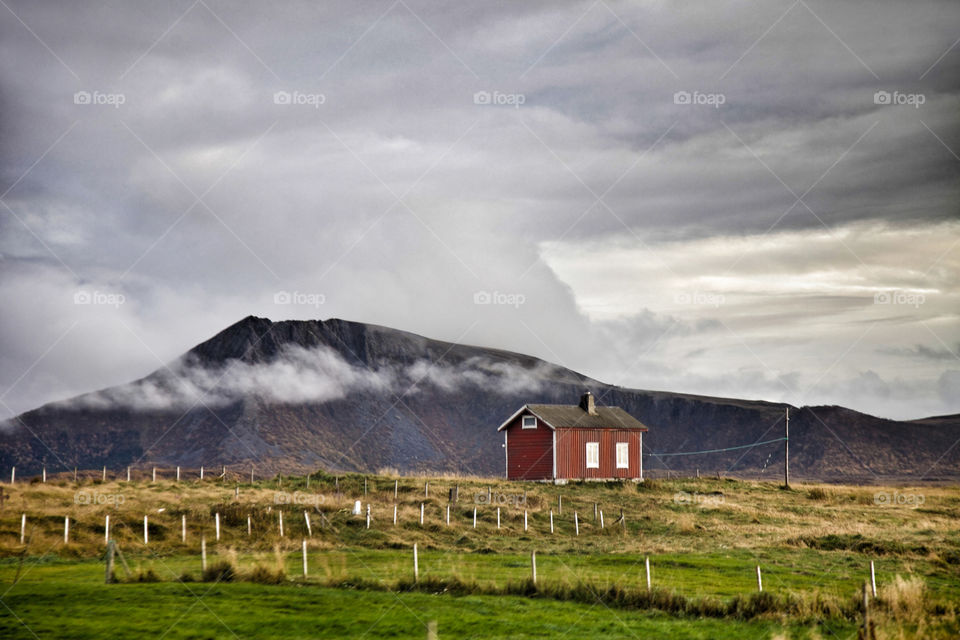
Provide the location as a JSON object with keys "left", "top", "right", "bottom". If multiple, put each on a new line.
{"left": 558, "top": 494, "right": 562, "bottom": 514}
{"left": 862, "top": 580, "right": 871, "bottom": 638}
{"left": 426, "top": 620, "right": 437, "bottom": 640}
{"left": 593, "top": 503, "right": 597, "bottom": 521}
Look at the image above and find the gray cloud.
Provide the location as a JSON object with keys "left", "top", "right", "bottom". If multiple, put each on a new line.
{"left": 1, "top": 0, "right": 958, "bottom": 422}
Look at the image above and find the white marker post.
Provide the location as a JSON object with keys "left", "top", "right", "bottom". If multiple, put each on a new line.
{"left": 201, "top": 538, "right": 207, "bottom": 571}
{"left": 304, "top": 511, "right": 312, "bottom": 537}
{"left": 20, "top": 513, "right": 25, "bottom": 544}
{"left": 302, "top": 539, "right": 308, "bottom": 577}
{"left": 42, "top": 467, "right": 46, "bottom": 483}
{"left": 394, "top": 479, "right": 398, "bottom": 499}
{"left": 126, "top": 467, "right": 130, "bottom": 483}
{"left": 599, "top": 511, "right": 604, "bottom": 529}
{"left": 182, "top": 515, "right": 187, "bottom": 543}
{"left": 152, "top": 467, "right": 156, "bottom": 483}
{"left": 366, "top": 505, "right": 371, "bottom": 529}
{"left": 420, "top": 503, "right": 424, "bottom": 526}
{"left": 64, "top": 516, "right": 70, "bottom": 544}
{"left": 497, "top": 507, "right": 501, "bottom": 530}
{"left": 393, "top": 504, "right": 398, "bottom": 526}
{"left": 247, "top": 515, "right": 251, "bottom": 537}
{"left": 446, "top": 505, "right": 450, "bottom": 526}
{"left": 524, "top": 510, "right": 528, "bottom": 532}
{"left": 279, "top": 511, "right": 284, "bottom": 537}
{"left": 105, "top": 514, "right": 110, "bottom": 544}
{"left": 413, "top": 543, "right": 419, "bottom": 582}
{"left": 176, "top": 467, "right": 180, "bottom": 482}
{"left": 756, "top": 566, "right": 763, "bottom": 592}
{"left": 549, "top": 510, "right": 554, "bottom": 534}
{"left": 531, "top": 550, "right": 537, "bottom": 585}
{"left": 200, "top": 466, "right": 204, "bottom": 481}
{"left": 574, "top": 512, "right": 579, "bottom": 536}
{"left": 215, "top": 513, "right": 221, "bottom": 541}
{"left": 870, "top": 561, "right": 877, "bottom": 598}
{"left": 645, "top": 556, "right": 651, "bottom": 592}
{"left": 473, "top": 507, "right": 477, "bottom": 529}
{"left": 102, "top": 466, "right": 106, "bottom": 482}
{"left": 144, "top": 515, "right": 149, "bottom": 544}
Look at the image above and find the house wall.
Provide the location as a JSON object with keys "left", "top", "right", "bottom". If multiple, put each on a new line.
{"left": 555, "top": 428, "right": 643, "bottom": 479}
{"left": 504, "top": 412, "right": 554, "bottom": 480}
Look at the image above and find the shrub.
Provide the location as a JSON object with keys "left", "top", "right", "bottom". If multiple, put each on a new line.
{"left": 202, "top": 561, "right": 236, "bottom": 583}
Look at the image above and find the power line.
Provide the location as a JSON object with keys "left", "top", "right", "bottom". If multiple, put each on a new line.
{"left": 644, "top": 437, "right": 787, "bottom": 457}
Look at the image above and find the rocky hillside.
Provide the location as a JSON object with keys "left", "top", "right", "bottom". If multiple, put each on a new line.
{"left": 1, "top": 316, "right": 957, "bottom": 481}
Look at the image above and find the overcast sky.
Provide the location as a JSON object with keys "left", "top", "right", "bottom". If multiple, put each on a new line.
{"left": 1, "top": 0, "right": 957, "bottom": 422}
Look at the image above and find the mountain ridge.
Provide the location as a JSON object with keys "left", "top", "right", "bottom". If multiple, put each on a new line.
{"left": 2, "top": 316, "right": 958, "bottom": 481}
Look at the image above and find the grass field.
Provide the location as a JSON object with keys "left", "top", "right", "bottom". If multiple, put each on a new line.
{"left": 0, "top": 471, "right": 958, "bottom": 638}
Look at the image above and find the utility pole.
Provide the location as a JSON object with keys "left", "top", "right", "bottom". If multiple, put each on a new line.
{"left": 784, "top": 407, "right": 790, "bottom": 489}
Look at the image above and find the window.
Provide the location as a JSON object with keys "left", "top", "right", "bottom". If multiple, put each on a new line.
{"left": 586, "top": 442, "right": 599, "bottom": 468}
{"left": 616, "top": 442, "right": 629, "bottom": 469}
{"left": 522, "top": 416, "right": 537, "bottom": 429}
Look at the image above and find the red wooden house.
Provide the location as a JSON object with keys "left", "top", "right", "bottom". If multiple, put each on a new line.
{"left": 498, "top": 391, "right": 649, "bottom": 482}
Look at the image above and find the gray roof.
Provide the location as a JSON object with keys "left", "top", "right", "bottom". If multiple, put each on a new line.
{"left": 527, "top": 404, "right": 649, "bottom": 430}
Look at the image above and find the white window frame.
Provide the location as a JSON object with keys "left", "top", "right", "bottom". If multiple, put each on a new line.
{"left": 616, "top": 442, "right": 629, "bottom": 469}
{"left": 586, "top": 442, "right": 599, "bottom": 469}
{"left": 521, "top": 415, "right": 537, "bottom": 429}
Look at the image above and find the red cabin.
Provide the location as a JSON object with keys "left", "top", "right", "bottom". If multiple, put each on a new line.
{"left": 498, "top": 391, "right": 649, "bottom": 482}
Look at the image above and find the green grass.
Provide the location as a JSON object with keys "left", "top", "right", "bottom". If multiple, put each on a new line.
{"left": 0, "top": 559, "right": 851, "bottom": 639}
{"left": 1, "top": 473, "right": 959, "bottom": 637}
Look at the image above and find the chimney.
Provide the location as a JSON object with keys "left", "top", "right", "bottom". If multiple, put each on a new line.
{"left": 579, "top": 391, "right": 597, "bottom": 416}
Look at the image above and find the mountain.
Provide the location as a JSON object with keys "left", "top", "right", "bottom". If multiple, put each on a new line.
{"left": 2, "top": 316, "right": 958, "bottom": 482}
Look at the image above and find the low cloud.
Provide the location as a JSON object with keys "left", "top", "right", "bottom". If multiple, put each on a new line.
{"left": 61, "top": 345, "right": 556, "bottom": 411}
